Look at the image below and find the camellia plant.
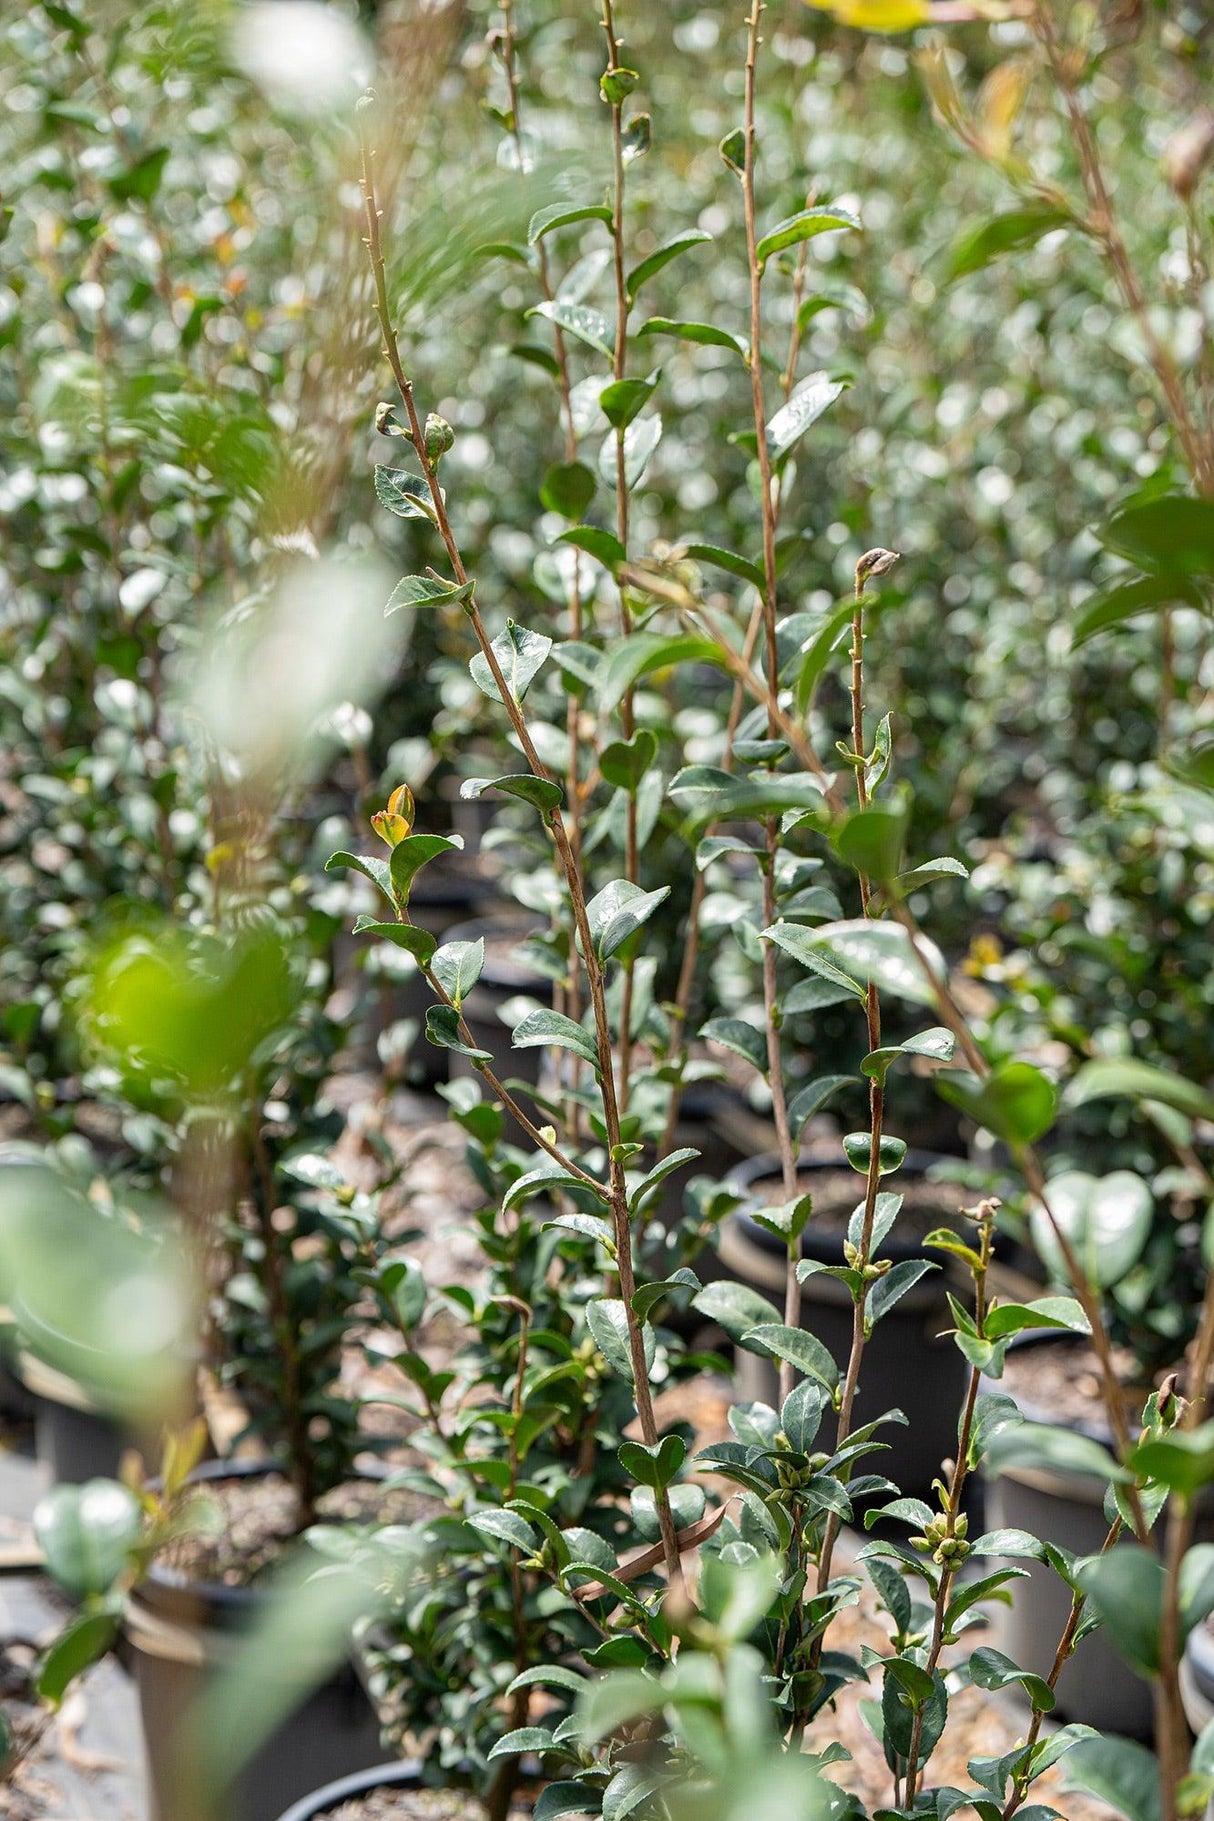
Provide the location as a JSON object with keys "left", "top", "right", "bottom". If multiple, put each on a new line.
{"left": 295, "top": 8, "right": 1214, "bottom": 1821}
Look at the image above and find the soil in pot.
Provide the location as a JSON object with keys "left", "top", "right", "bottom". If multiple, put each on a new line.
{"left": 129, "top": 1464, "right": 440, "bottom": 1821}
{"left": 719, "top": 1150, "right": 971, "bottom": 1498}
{"left": 982, "top": 1331, "right": 1213, "bottom": 1739}
{"left": 275, "top": 1761, "right": 534, "bottom": 1821}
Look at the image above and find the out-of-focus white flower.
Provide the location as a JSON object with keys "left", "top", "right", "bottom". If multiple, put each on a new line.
{"left": 232, "top": 3, "right": 371, "bottom": 115}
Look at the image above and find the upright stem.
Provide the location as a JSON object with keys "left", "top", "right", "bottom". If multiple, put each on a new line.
{"left": 600, "top": 0, "right": 640, "bottom": 1107}
{"left": 816, "top": 564, "right": 890, "bottom": 1594}
{"left": 357, "top": 116, "right": 681, "bottom": 1580}
{"left": 741, "top": 0, "right": 801, "bottom": 1405}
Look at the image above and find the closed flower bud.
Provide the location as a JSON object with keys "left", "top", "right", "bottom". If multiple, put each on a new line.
{"left": 856, "top": 547, "right": 901, "bottom": 588}
{"left": 1163, "top": 108, "right": 1214, "bottom": 200}
{"left": 424, "top": 413, "right": 455, "bottom": 462}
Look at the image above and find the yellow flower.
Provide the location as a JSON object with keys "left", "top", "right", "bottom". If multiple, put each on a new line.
{"left": 806, "top": 0, "right": 931, "bottom": 30}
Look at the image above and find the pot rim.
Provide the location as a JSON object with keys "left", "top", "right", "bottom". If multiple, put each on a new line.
{"left": 139, "top": 1457, "right": 390, "bottom": 1619}
{"left": 273, "top": 1758, "right": 424, "bottom": 1821}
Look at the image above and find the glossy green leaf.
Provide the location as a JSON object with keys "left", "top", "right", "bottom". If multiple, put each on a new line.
{"left": 756, "top": 205, "right": 862, "bottom": 265}
{"left": 1128, "top": 1421, "right": 1214, "bottom": 1497}
{"left": 540, "top": 460, "right": 596, "bottom": 520}
{"left": 691, "top": 1280, "right": 781, "bottom": 1343}
{"left": 792, "top": 597, "right": 859, "bottom": 712}
{"left": 861, "top": 1026, "right": 955, "bottom": 1085}
{"left": 1099, "top": 494, "right": 1214, "bottom": 579}
{"left": 600, "top": 730, "right": 658, "bottom": 792}
{"left": 512, "top": 1007, "right": 600, "bottom": 1071}
{"left": 431, "top": 938, "right": 484, "bottom": 1009}
{"left": 385, "top": 572, "right": 474, "bottom": 613}
{"left": 528, "top": 202, "right": 613, "bottom": 244}
{"left": 587, "top": 1298, "right": 654, "bottom": 1382}
{"left": 1063, "top": 1735, "right": 1160, "bottom": 1821}
{"left": 425, "top": 1005, "right": 491, "bottom": 1063}
{"left": 37, "top": 1609, "right": 120, "bottom": 1707}
{"left": 701, "top": 1016, "right": 767, "bottom": 1075}
{"left": 767, "top": 372, "right": 848, "bottom": 464}
{"left": 599, "top": 413, "right": 662, "bottom": 492}
{"left": 618, "top": 1434, "right": 685, "bottom": 1489}
{"left": 626, "top": 230, "right": 712, "bottom": 304}
{"left": 842, "top": 1132, "right": 907, "bottom": 1177}
{"left": 637, "top": 317, "right": 747, "bottom": 356}
{"left": 460, "top": 774, "right": 563, "bottom": 814}
{"left": 529, "top": 300, "right": 614, "bottom": 358}
{"left": 939, "top": 206, "right": 1070, "bottom": 286}
{"left": 796, "top": 919, "right": 947, "bottom": 1008}
{"left": 389, "top": 834, "right": 462, "bottom": 906}
{"left": 739, "top": 1323, "right": 840, "bottom": 1393}
{"left": 683, "top": 543, "right": 765, "bottom": 590}
{"left": 584, "top": 879, "right": 670, "bottom": 961}
{"left": 1072, "top": 574, "right": 1204, "bottom": 648}
{"left": 937, "top": 1062, "right": 1058, "bottom": 1146}
{"left": 34, "top": 1480, "right": 141, "bottom": 1601}
{"left": 469, "top": 621, "right": 553, "bottom": 705}
{"left": 1029, "top": 1171, "right": 1153, "bottom": 1291}
{"left": 351, "top": 918, "right": 437, "bottom": 965}
{"left": 1064, "top": 1058, "right": 1214, "bottom": 1125}
{"left": 833, "top": 797, "right": 910, "bottom": 883}
{"left": 600, "top": 373, "right": 659, "bottom": 430}
{"left": 599, "top": 633, "right": 722, "bottom": 715}
{"left": 762, "top": 920, "right": 864, "bottom": 999}
{"left": 373, "top": 466, "right": 436, "bottom": 521}
{"left": 985, "top": 1421, "right": 1129, "bottom": 1485}
{"left": 669, "top": 765, "right": 825, "bottom": 830}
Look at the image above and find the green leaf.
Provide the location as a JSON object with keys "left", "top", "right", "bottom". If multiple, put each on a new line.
{"left": 351, "top": 918, "right": 437, "bottom": 965}
{"left": 374, "top": 466, "right": 436, "bottom": 521}
{"left": 1063, "top": 1735, "right": 1160, "bottom": 1821}
{"left": 1128, "top": 1421, "right": 1214, "bottom": 1497}
{"left": 584, "top": 880, "right": 670, "bottom": 962}
{"left": 767, "top": 372, "right": 847, "bottom": 461}
{"left": 1072, "top": 574, "right": 1204, "bottom": 648}
{"left": 637, "top": 317, "right": 747, "bottom": 356}
{"left": 968, "top": 1647, "right": 1055, "bottom": 1713}
{"left": 326, "top": 851, "right": 393, "bottom": 900}
{"left": 842, "top": 1132, "right": 907, "bottom": 1177}
{"left": 600, "top": 64, "right": 639, "bottom": 104}
{"left": 628, "top": 1148, "right": 701, "bottom": 1214}
{"left": 587, "top": 1299, "right": 654, "bottom": 1382}
{"left": 432, "top": 938, "right": 484, "bottom": 1008}
{"left": 33, "top": 1480, "right": 141, "bottom": 1601}
{"left": 1064, "top": 1058, "right": 1214, "bottom": 1126}
{"left": 512, "top": 1008, "right": 600, "bottom": 1071}
{"left": 598, "top": 413, "right": 662, "bottom": 491}
{"left": 691, "top": 1280, "right": 781, "bottom": 1344}
{"left": 558, "top": 525, "right": 627, "bottom": 571}
{"left": 756, "top": 205, "right": 862, "bottom": 265}
{"left": 619, "top": 1434, "right": 685, "bottom": 1489}
{"left": 792, "top": 597, "right": 859, "bottom": 713}
{"left": 983, "top": 1298, "right": 1091, "bottom": 1340}
{"left": 1029, "top": 1171, "right": 1153, "bottom": 1291}
{"left": 600, "top": 373, "right": 659, "bottom": 430}
{"left": 599, "top": 634, "right": 722, "bottom": 715}
{"left": 530, "top": 300, "right": 614, "bottom": 357}
{"left": 1100, "top": 494, "right": 1214, "bottom": 580}
{"left": 937, "top": 1062, "right": 1058, "bottom": 1146}
{"left": 488, "top": 1726, "right": 558, "bottom": 1761}
{"left": 626, "top": 230, "right": 712, "bottom": 304}
{"left": 833, "top": 797, "right": 910, "bottom": 883}
{"left": 540, "top": 461, "right": 596, "bottom": 520}
{"left": 385, "top": 573, "right": 473, "bottom": 612}
{"left": 762, "top": 921, "right": 864, "bottom": 1000}
{"left": 37, "top": 1609, "right": 120, "bottom": 1707}
{"left": 985, "top": 1421, "right": 1129, "bottom": 1485}
{"left": 861, "top": 1027, "right": 955, "bottom": 1086}
{"left": 739, "top": 1323, "right": 840, "bottom": 1394}
{"left": 869, "top": 1259, "right": 936, "bottom": 1324}
{"left": 792, "top": 919, "right": 947, "bottom": 1008}
{"left": 425, "top": 1005, "right": 491, "bottom": 1063}
{"left": 621, "top": 114, "right": 651, "bottom": 161}
{"left": 389, "top": 834, "right": 462, "bottom": 907}
{"left": 668, "top": 765, "right": 825, "bottom": 830}
{"left": 682, "top": 544, "right": 766, "bottom": 590}
{"left": 701, "top": 1016, "right": 768, "bottom": 1075}
{"left": 533, "top": 1785, "right": 599, "bottom": 1821}
{"left": 787, "top": 1074, "right": 855, "bottom": 1139}
{"left": 600, "top": 730, "right": 658, "bottom": 791}
{"left": 892, "top": 857, "right": 970, "bottom": 896}
{"left": 108, "top": 145, "right": 169, "bottom": 203}
{"left": 939, "top": 206, "right": 1070, "bottom": 286}
{"left": 460, "top": 774, "right": 563, "bottom": 815}
{"left": 528, "top": 202, "right": 613, "bottom": 244}
{"left": 468, "top": 1508, "right": 538, "bottom": 1552}
{"left": 470, "top": 621, "right": 553, "bottom": 705}
{"left": 1077, "top": 1548, "right": 1164, "bottom": 1675}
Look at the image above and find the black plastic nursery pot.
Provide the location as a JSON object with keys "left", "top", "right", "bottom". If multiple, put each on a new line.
{"left": 274, "top": 1760, "right": 426, "bottom": 1821}
{"left": 0, "top": 1307, "right": 35, "bottom": 1423}
{"left": 444, "top": 917, "right": 553, "bottom": 1098}
{"left": 981, "top": 1331, "right": 1214, "bottom": 1740}
{"left": 718, "top": 1150, "right": 970, "bottom": 1498}
{"left": 125, "top": 1459, "right": 384, "bottom": 1821}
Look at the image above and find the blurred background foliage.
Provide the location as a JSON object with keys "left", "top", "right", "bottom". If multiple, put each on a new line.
{"left": 1, "top": 0, "right": 1212, "bottom": 1367}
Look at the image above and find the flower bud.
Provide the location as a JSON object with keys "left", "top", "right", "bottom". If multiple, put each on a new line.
{"left": 856, "top": 547, "right": 901, "bottom": 588}
{"left": 1163, "top": 108, "right": 1214, "bottom": 201}
{"left": 371, "top": 783, "right": 415, "bottom": 847}
{"left": 375, "top": 401, "right": 400, "bottom": 437}
{"left": 424, "top": 413, "right": 455, "bottom": 463}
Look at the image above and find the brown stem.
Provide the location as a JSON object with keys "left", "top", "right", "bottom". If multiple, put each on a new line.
{"left": 1000, "top": 1517, "right": 1123, "bottom": 1820}
{"left": 1032, "top": 1, "right": 1214, "bottom": 496}
{"left": 358, "top": 118, "right": 680, "bottom": 1579}
{"left": 250, "top": 1109, "right": 314, "bottom": 1526}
